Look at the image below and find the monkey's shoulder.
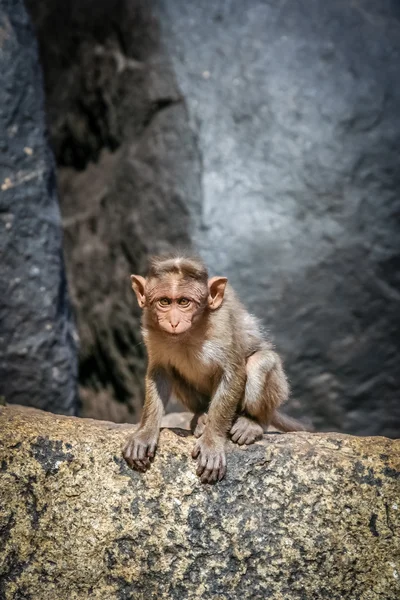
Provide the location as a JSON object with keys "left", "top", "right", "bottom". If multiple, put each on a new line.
{"left": 215, "top": 294, "right": 269, "bottom": 352}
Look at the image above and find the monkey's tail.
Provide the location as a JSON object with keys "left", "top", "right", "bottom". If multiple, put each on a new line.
{"left": 270, "top": 411, "right": 313, "bottom": 433}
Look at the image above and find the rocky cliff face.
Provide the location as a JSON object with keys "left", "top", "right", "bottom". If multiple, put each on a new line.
{"left": 24, "top": 0, "right": 400, "bottom": 435}
{"left": 0, "top": 0, "right": 78, "bottom": 414}
{"left": 0, "top": 406, "right": 399, "bottom": 599}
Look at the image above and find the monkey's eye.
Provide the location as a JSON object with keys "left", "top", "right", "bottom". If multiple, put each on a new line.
{"left": 178, "top": 298, "right": 191, "bottom": 307}
{"left": 158, "top": 298, "right": 171, "bottom": 307}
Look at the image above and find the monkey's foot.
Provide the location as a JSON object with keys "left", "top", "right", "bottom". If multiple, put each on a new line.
{"left": 230, "top": 416, "right": 264, "bottom": 445}
{"left": 192, "top": 435, "right": 226, "bottom": 483}
{"left": 123, "top": 432, "right": 158, "bottom": 472}
{"left": 191, "top": 413, "right": 208, "bottom": 438}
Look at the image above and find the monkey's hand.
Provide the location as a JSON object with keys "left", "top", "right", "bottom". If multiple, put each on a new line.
{"left": 191, "top": 435, "right": 227, "bottom": 483}
{"left": 123, "top": 429, "right": 158, "bottom": 472}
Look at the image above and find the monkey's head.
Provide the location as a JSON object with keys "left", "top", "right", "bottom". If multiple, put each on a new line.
{"left": 131, "top": 256, "right": 227, "bottom": 336}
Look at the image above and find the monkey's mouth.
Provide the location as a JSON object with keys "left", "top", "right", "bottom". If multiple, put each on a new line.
{"left": 158, "top": 321, "right": 192, "bottom": 336}
{"left": 163, "top": 328, "right": 190, "bottom": 337}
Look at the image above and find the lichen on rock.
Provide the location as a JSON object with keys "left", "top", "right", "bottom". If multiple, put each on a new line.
{"left": 0, "top": 405, "right": 399, "bottom": 599}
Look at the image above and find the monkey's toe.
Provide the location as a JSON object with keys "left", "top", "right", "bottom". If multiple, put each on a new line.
{"left": 192, "top": 413, "right": 208, "bottom": 438}
{"left": 230, "top": 416, "right": 263, "bottom": 445}
{"left": 192, "top": 438, "right": 227, "bottom": 483}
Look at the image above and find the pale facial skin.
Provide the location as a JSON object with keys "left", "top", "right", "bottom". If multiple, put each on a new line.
{"left": 151, "top": 295, "right": 196, "bottom": 335}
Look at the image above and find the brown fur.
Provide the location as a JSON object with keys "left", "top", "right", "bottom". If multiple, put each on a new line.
{"left": 123, "top": 254, "right": 307, "bottom": 483}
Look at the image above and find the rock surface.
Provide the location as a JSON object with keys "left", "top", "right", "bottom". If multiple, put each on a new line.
{"left": 0, "top": 0, "right": 78, "bottom": 413}
{"left": 0, "top": 405, "right": 399, "bottom": 600}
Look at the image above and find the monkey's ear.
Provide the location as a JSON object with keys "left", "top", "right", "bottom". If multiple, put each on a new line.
{"left": 131, "top": 275, "right": 147, "bottom": 308}
{"left": 208, "top": 277, "right": 228, "bottom": 310}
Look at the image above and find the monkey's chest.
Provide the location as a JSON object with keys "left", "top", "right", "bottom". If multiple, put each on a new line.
{"left": 166, "top": 347, "right": 217, "bottom": 395}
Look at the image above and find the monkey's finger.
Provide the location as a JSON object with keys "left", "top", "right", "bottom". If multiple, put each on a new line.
{"left": 193, "top": 427, "right": 203, "bottom": 439}
{"left": 209, "top": 456, "right": 222, "bottom": 483}
{"left": 125, "top": 452, "right": 135, "bottom": 467}
{"left": 196, "top": 461, "right": 206, "bottom": 476}
{"left": 230, "top": 423, "right": 239, "bottom": 436}
{"left": 201, "top": 467, "right": 215, "bottom": 483}
{"left": 132, "top": 459, "right": 147, "bottom": 472}
{"left": 218, "top": 463, "right": 227, "bottom": 481}
{"left": 122, "top": 444, "right": 132, "bottom": 460}
{"left": 148, "top": 442, "right": 157, "bottom": 458}
{"left": 136, "top": 444, "right": 147, "bottom": 460}
{"left": 218, "top": 454, "right": 227, "bottom": 481}
{"left": 196, "top": 452, "right": 209, "bottom": 476}
{"left": 237, "top": 433, "right": 248, "bottom": 446}
{"left": 200, "top": 455, "right": 215, "bottom": 482}
{"left": 231, "top": 429, "right": 243, "bottom": 443}
{"left": 192, "top": 444, "right": 200, "bottom": 459}
{"left": 131, "top": 443, "right": 140, "bottom": 461}
{"left": 125, "top": 439, "right": 138, "bottom": 458}
{"left": 200, "top": 471, "right": 212, "bottom": 484}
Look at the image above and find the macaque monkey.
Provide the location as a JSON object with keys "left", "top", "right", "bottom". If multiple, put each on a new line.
{"left": 123, "top": 254, "right": 306, "bottom": 483}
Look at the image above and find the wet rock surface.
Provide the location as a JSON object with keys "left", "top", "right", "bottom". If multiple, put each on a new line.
{"left": 0, "top": 405, "right": 399, "bottom": 599}
{"left": 0, "top": 0, "right": 78, "bottom": 414}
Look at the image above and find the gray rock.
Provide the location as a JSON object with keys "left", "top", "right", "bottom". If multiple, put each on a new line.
{"left": 0, "top": 0, "right": 78, "bottom": 413}
{"left": 154, "top": 0, "right": 400, "bottom": 437}
{"left": 25, "top": 0, "right": 400, "bottom": 435}
{"left": 0, "top": 405, "right": 399, "bottom": 600}
{"left": 26, "top": 0, "right": 202, "bottom": 420}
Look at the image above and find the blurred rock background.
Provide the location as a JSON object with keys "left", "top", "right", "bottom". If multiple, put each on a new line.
{"left": 1, "top": 0, "right": 398, "bottom": 435}
{"left": 0, "top": 0, "right": 78, "bottom": 414}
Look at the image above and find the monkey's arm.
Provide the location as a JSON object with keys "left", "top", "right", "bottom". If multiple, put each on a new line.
{"left": 192, "top": 365, "right": 246, "bottom": 483}
{"left": 123, "top": 366, "right": 171, "bottom": 471}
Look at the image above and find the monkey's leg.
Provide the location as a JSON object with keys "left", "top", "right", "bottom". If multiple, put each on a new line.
{"left": 192, "top": 366, "right": 247, "bottom": 483}
{"left": 231, "top": 350, "right": 289, "bottom": 444}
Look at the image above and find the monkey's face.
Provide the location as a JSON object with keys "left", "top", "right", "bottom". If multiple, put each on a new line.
{"left": 152, "top": 297, "right": 201, "bottom": 335}
{"left": 143, "top": 275, "right": 208, "bottom": 336}
{"left": 131, "top": 269, "right": 228, "bottom": 337}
